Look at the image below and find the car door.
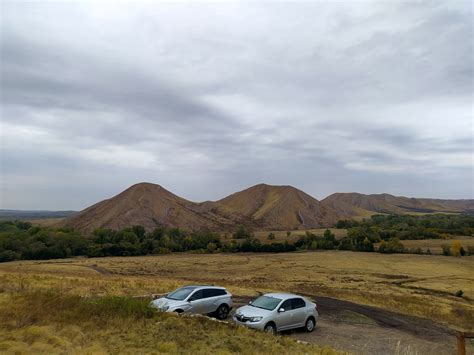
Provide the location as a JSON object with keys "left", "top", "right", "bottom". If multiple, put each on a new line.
{"left": 275, "top": 299, "right": 294, "bottom": 330}
{"left": 202, "top": 288, "right": 220, "bottom": 313}
{"left": 291, "top": 298, "right": 307, "bottom": 327}
{"left": 188, "top": 289, "right": 206, "bottom": 314}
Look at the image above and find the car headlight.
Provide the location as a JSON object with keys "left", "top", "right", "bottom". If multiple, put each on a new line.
{"left": 151, "top": 301, "right": 169, "bottom": 312}
{"left": 249, "top": 316, "right": 263, "bottom": 322}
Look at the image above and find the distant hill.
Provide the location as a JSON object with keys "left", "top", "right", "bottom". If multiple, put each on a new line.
{"left": 62, "top": 182, "right": 474, "bottom": 234}
{"left": 65, "top": 183, "right": 237, "bottom": 233}
{"left": 216, "top": 184, "right": 338, "bottom": 230}
{"left": 0, "top": 209, "right": 77, "bottom": 221}
{"left": 321, "top": 193, "right": 474, "bottom": 218}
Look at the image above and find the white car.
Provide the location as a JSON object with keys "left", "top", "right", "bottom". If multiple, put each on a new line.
{"left": 233, "top": 293, "right": 318, "bottom": 334}
{"left": 150, "top": 285, "right": 233, "bottom": 320}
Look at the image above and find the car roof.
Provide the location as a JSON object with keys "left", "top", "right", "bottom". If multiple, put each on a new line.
{"left": 183, "top": 285, "right": 226, "bottom": 290}
{"left": 263, "top": 293, "right": 305, "bottom": 300}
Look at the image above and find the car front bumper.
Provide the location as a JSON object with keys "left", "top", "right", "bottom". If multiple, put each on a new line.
{"left": 232, "top": 315, "right": 266, "bottom": 330}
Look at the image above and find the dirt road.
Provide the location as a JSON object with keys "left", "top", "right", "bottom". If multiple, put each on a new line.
{"left": 232, "top": 296, "right": 463, "bottom": 354}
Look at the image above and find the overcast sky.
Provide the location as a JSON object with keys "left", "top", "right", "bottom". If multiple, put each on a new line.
{"left": 1, "top": 0, "right": 473, "bottom": 210}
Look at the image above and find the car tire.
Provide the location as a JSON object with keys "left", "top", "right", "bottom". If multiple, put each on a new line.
{"left": 215, "top": 304, "right": 229, "bottom": 320}
{"left": 305, "top": 317, "right": 316, "bottom": 332}
{"left": 174, "top": 309, "right": 183, "bottom": 315}
{"left": 264, "top": 322, "right": 276, "bottom": 335}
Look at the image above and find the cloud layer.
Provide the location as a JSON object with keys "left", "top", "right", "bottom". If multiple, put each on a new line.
{"left": 1, "top": 1, "right": 472, "bottom": 209}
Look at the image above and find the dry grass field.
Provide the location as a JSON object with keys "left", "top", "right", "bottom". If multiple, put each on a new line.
{"left": 1, "top": 251, "right": 472, "bottom": 331}
{"left": 0, "top": 290, "right": 336, "bottom": 355}
{"left": 0, "top": 262, "right": 339, "bottom": 355}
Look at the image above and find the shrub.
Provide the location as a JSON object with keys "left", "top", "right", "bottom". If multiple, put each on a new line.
{"left": 233, "top": 225, "right": 253, "bottom": 239}
{"left": 441, "top": 244, "right": 450, "bottom": 256}
{"left": 338, "top": 237, "right": 352, "bottom": 250}
{"left": 455, "top": 290, "right": 464, "bottom": 298}
{"left": 206, "top": 242, "right": 217, "bottom": 253}
{"left": 267, "top": 233, "right": 275, "bottom": 240}
{"left": 451, "top": 240, "right": 462, "bottom": 256}
{"left": 378, "top": 238, "right": 405, "bottom": 254}
{"left": 0, "top": 250, "right": 19, "bottom": 262}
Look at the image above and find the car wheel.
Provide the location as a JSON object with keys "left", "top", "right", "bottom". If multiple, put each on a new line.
{"left": 216, "top": 304, "right": 229, "bottom": 320}
{"left": 264, "top": 323, "right": 276, "bottom": 335}
{"left": 305, "top": 317, "right": 315, "bottom": 332}
{"left": 174, "top": 309, "right": 183, "bottom": 315}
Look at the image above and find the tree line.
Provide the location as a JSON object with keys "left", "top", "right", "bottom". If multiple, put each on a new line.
{"left": 336, "top": 213, "right": 474, "bottom": 239}
{"left": 1, "top": 213, "right": 473, "bottom": 262}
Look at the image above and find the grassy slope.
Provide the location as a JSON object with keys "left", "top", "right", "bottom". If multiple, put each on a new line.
{"left": 0, "top": 290, "right": 336, "bottom": 354}
{"left": 0, "top": 251, "right": 472, "bottom": 332}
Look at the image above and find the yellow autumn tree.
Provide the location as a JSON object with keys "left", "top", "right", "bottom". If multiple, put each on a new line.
{"left": 451, "top": 240, "right": 462, "bottom": 257}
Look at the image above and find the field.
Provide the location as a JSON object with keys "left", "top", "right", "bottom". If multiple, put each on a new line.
{"left": 0, "top": 250, "right": 472, "bottom": 353}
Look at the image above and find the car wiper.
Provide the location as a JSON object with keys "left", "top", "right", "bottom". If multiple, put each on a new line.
{"left": 250, "top": 304, "right": 270, "bottom": 311}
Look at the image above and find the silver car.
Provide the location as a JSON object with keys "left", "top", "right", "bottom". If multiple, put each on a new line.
{"left": 233, "top": 293, "right": 318, "bottom": 334}
{"left": 150, "top": 285, "right": 233, "bottom": 320}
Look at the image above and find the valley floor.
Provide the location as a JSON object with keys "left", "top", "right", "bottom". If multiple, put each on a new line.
{"left": 0, "top": 250, "right": 472, "bottom": 354}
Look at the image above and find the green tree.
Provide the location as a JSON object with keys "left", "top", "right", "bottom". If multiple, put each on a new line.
{"left": 233, "top": 225, "right": 252, "bottom": 239}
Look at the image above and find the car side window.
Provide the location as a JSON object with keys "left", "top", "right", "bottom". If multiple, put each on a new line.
{"left": 203, "top": 288, "right": 227, "bottom": 298}
{"left": 291, "top": 298, "right": 306, "bottom": 309}
{"left": 280, "top": 299, "right": 293, "bottom": 311}
{"left": 189, "top": 290, "right": 204, "bottom": 301}
{"left": 203, "top": 289, "right": 218, "bottom": 298}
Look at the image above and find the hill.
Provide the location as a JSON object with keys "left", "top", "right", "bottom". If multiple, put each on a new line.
{"left": 65, "top": 183, "right": 236, "bottom": 233}
{"left": 216, "top": 184, "right": 338, "bottom": 230}
{"left": 64, "top": 183, "right": 338, "bottom": 233}
{"left": 64, "top": 183, "right": 474, "bottom": 233}
{"left": 321, "top": 192, "right": 474, "bottom": 218}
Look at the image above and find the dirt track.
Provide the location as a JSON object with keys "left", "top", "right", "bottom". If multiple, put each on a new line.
{"left": 232, "top": 296, "right": 463, "bottom": 355}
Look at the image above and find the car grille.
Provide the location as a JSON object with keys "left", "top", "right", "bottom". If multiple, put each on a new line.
{"left": 235, "top": 314, "right": 250, "bottom": 322}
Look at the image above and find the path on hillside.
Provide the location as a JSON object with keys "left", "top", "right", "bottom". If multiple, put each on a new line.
{"left": 232, "top": 296, "right": 460, "bottom": 355}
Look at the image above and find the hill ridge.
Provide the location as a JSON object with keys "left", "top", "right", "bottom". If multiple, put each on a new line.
{"left": 64, "top": 183, "right": 474, "bottom": 233}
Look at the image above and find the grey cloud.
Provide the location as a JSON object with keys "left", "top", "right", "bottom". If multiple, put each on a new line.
{"left": 0, "top": 1, "right": 472, "bottom": 209}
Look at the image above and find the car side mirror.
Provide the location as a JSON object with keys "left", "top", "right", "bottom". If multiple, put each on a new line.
{"left": 188, "top": 297, "right": 194, "bottom": 302}
{"left": 278, "top": 308, "right": 285, "bottom": 313}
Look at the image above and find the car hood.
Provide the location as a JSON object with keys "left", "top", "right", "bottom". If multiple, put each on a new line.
{"left": 235, "top": 305, "right": 272, "bottom": 318}
{"left": 150, "top": 297, "right": 187, "bottom": 310}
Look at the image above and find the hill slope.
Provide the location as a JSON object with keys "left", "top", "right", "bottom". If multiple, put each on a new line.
{"left": 65, "top": 183, "right": 338, "bottom": 233}
{"left": 65, "top": 183, "right": 473, "bottom": 233}
{"left": 321, "top": 192, "right": 474, "bottom": 218}
{"left": 65, "top": 183, "right": 234, "bottom": 233}
{"left": 216, "top": 184, "right": 339, "bottom": 230}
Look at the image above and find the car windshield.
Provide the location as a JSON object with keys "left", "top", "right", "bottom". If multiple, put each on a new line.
{"left": 249, "top": 296, "right": 282, "bottom": 311}
{"left": 165, "top": 287, "right": 197, "bottom": 301}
